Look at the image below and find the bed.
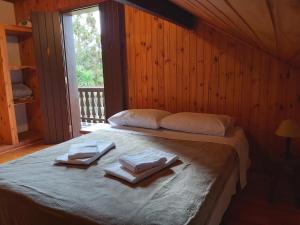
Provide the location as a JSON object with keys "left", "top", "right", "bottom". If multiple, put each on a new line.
{"left": 0, "top": 124, "right": 249, "bottom": 225}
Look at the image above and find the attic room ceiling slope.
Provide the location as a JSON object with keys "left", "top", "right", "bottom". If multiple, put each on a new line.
{"left": 170, "top": 0, "right": 300, "bottom": 67}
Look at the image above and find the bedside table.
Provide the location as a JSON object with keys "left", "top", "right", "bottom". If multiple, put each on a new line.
{"left": 268, "top": 155, "right": 300, "bottom": 207}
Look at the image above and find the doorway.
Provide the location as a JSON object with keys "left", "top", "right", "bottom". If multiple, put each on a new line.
{"left": 65, "top": 7, "right": 105, "bottom": 131}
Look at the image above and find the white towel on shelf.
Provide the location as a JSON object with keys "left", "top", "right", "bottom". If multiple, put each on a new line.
{"left": 119, "top": 148, "right": 167, "bottom": 173}
{"left": 68, "top": 141, "right": 115, "bottom": 160}
{"left": 104, "top": 150, "right": 178, "bottom": 184}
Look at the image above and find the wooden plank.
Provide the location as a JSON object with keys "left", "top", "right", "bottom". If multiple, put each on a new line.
{"left": 145, "top": 10, "right": 153, "bottom": 108}
{"left": 0, "top": 28, "right": 18, "bottom": 145}
{"left": 202, "top": 25, "right": 212, "bottom": 113}
{"left": 175, "top": 24, "right": 183, "bottom": 112}
{"left": 124, "top": 6, "right": 136, "bottom": 108}
{"left": 3, "top": 24, "right": 32, "bottom": 36}
{"left": 9, "top": 65, "right": 36, "bottom": 70}
{"left": 189, "top": 30, "right": 197, "bottom": 112}
{"left": 157, "top": 17, "right": 165, "bottom": 109}
{"left": 151, "top": 15, "right": 159, "bottom": 109}
{"left": 163, "top": 19, "right": 171, "bottom": 111}
{"left": 182, "top": 27, "right": 190, "bottom": 111}
{"left": 195, "top": 25, "right": 205, "bottom": 112}
{"left": 169, "top": 22, "right": 177, "bottom": 113}
{"left": 208, "top": 28, "right": 219, "bottom": 114}
{"left": 134, "top": 9, "right": 142, "bottom": 108}
{"left": 140, "top": 11, "right": 147, "bottom": 108}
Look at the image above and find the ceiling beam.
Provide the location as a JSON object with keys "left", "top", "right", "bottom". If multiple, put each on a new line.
{"left": 114, "top": 0, "right": 196, "bottom": 29}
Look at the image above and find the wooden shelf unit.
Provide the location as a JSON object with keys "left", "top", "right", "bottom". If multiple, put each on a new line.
{"left": 0, "top": 24, "right": 43, "bottom": 146}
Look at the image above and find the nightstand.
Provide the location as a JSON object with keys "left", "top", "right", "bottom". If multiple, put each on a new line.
{"left": 268, "top": 155, "right": 300, "bottom": 207}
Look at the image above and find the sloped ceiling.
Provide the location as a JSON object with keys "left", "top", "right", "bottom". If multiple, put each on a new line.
{"left": 170, "top": 0, "right": 300, "bottom": 67}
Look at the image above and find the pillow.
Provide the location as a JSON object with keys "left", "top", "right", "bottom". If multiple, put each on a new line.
{"left": 108, "top": 109, "right": 171, "bottom": 129}
{"left": 160, "top": 112, "right": 235, "bottom": 136}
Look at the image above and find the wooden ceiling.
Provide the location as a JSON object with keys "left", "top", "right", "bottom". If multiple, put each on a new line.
{"left": 170, "top": 0, "right": 300, "bottom": 67}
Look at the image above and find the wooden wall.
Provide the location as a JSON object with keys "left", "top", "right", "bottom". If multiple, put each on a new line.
{"left": 13, "top": 0, "right": 300, "bottom": 159}
{"left": 124, "top": 6, "right": 300, "bottom": 158}
{"left": 13, "top": 0, "right": 105, "bottom": 22}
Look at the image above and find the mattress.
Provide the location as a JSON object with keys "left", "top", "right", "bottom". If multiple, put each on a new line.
{"left": 0, "top": 127, "right": 248, "bottom": 225}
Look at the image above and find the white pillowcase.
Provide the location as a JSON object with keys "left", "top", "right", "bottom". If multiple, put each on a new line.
{"left": 160, "top": 112, "right": 235, "bottom": 136}
{"left": 108, "top": 109, "right": 171, "bottom": 129}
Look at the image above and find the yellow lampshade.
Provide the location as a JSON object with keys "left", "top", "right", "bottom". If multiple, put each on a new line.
{"left": 275, "top": 119, "right": 300, "bottom": 138}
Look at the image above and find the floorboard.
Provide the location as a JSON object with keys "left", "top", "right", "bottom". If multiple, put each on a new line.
{"left": 0, "top": 144, "right": 51, "bottom": 164}
{"left": 222, "top": 172, "right": 300, "bottom": 225}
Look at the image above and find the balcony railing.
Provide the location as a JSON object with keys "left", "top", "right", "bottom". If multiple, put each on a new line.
{"left": 78, "top": 87, "right": 105, "bottom": 124}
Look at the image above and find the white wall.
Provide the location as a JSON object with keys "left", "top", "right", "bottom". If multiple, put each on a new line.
{"left": 0, "top": 0, "right": 28, "bottom": 133}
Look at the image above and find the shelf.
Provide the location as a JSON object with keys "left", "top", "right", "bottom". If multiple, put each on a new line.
{"left": 9, "top": 65, "right": 36, "bottom": 71}
{"left": 3, "top": 24, "right": 32, "bottom": 36}
{"left": 14, "top": 97, "right": 35, "bottom": 105}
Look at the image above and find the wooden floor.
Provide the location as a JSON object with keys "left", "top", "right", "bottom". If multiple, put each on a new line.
{"left": 0, "top": 143, "right": 51, "bottom": 164}
{"left": 0, "top": 130, "right": 43, "bottom": 155}
{"left": 222, "top": 171, "right": 300, "bottom": 225}
{"left": 1, "top": 144, "right": 300, "bottom": 225}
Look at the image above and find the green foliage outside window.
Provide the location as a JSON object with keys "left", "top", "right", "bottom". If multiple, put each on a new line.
{"left": 73, "top": 11, "right": 104, "bottom": 87}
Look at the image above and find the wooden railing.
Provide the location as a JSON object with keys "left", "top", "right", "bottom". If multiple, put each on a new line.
{"left": 78, "top": 87, "right": 105, "bottom": 123}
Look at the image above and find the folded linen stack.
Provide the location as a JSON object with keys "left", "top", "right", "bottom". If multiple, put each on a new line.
{"left": 104, "top": 148, "right": 178, "bottom": 184}
{"left": 55, "top": 141, "right": 115, "bottom": 165}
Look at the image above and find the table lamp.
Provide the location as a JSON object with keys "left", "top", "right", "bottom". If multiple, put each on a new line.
{"left": 275, "top": 119, "right": 300, "bottom": 159}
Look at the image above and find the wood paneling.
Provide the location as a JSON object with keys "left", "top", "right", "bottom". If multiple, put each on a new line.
{"left": 14, "top": 0, "right": 105, "bottom": 21}
{"left": 0, "top": 28, "right": 18, "bottom": 144}
{"left": 12, "top": 0, "right": 300, "bottom": 158}
{"left": 124, "top": 6, "right": 300, "bottom": 158}
{"left": 14, "top": 0, "right": 300, "bottom": 68}
{"left": 169, "top": 0, "right": 300, "bottom": 67}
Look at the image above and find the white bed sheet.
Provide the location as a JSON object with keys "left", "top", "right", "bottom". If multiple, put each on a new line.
{"left": 93, "top": 123, "right": 250, "bottom": 188}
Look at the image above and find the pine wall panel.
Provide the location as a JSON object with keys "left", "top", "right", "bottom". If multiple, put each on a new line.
{"left": 124, "top": 6, "right": 300, "bottom": 159}
{"left": 13, "top": 1, "right": 300, "bottom": 159}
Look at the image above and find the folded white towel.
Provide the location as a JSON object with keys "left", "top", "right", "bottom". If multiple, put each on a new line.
{"left": 104, "top": 150, "right": 178, "bottom": 184}
{"left": 68, "top": 141, "right": 115, "bottom": 160}
{"left": 55, "top": 141, "right": 115, "bottom": 165}
{"left": 119, "top": 148, "right": 167, "bottom": 173}
{"left": 55, "top": 152, "right": 103, "bottom": 165}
